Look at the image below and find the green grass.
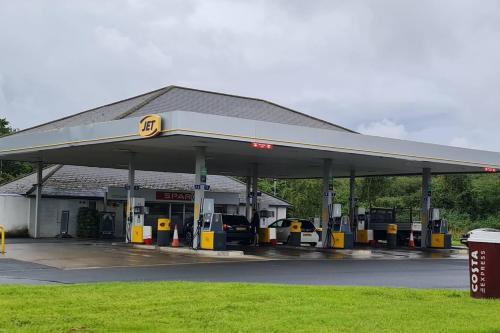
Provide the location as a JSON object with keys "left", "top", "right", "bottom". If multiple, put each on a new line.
{"left": 0, "top": 282, "right": 499, "bottom": 333}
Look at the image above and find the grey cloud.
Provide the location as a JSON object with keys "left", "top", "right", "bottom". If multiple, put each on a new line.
{"left": 0, "top": 0, "right": 500, "bottom": 152}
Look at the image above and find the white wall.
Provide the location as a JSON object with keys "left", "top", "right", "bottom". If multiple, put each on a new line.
{"left": 277, "top": 207, "right": 287, "bottom": 220}
{"left": 0, "top": 195, "right": 30, "bottom": 233}
{"left": 104, "top": 201, "right": 124, "bottom": 237}
{"left": 29, "top": 197, "right": 90, "bottom": 237}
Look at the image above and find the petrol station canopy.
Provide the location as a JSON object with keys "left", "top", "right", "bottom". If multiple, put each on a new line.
{"left": 1, "top": 85, "right": 500, "bottom": 178}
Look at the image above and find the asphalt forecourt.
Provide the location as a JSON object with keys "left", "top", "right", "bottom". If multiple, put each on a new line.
{"left": 0, "top": 255, "right": 469, "bottom": 288}
{"left": 0, "top": 282, "right": 499, "bottom": 333}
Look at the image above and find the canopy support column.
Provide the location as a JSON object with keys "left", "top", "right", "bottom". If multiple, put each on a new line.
{"left": 245, "top": 175, "right": 251, "bottom": 220}
{"left": 33, "top": 161, "right": 43, "bottom": 239}
{"left": 252, "top": 163, "right": 259, "bottom": 219}
{"left": 192, "top": 147, "right": 206, "bottom": 249}
{"left": 126, "top": 153, "right": 135, "bottom": 243}
{"left": 421, "top": 167, "right": 431, "bottom": 248}
{"left": 321, "top": 159, "right": 333, "bottom": 246}
{"left": 349, "top": 170, "right": 356, "bottom": 235}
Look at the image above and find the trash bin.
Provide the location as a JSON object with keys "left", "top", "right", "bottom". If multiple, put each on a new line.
{"left": 289, "top": 220, "right": 301, "bottom": 246}
{"left": 387, "top": 224, "right": 397, "bottom": 249}
{"left": 468, "top": 229, "right": 500, "bottom": 298}
{"left": 157, "top": 218, "right": 171, "bottom": 246}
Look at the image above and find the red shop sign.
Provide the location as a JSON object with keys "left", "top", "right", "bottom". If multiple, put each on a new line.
{"left": 155, "top": 191, "right": 194, "bottom": 202}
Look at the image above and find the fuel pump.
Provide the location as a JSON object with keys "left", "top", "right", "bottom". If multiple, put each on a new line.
{"left": 130, "top": 198, "right": 148, "bottom": 244}
{"left": 332, "top": 206, "right": 354, "bottom": 249}
{"left": 324, "top": 203, "right": 341, "bottom": 248}
{"left": 355, "top": 207, "right": 373, "bottom": 244}
{"left": 429, "top": 208, "right": 452, "bottom": 249}
{"left": 193, "top": 198, "right": 214, "bottom": 249}
{"left": 200, "top": 211, "right": 226, "bottom": 250}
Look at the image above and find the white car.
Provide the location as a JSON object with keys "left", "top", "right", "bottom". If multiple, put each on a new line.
{"left": 268, "top": 218, "right": 319, "bottom": 246}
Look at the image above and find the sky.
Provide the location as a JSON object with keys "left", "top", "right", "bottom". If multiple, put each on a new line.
{"left": 1, "top": 0, "right": 500, "bottom": 151}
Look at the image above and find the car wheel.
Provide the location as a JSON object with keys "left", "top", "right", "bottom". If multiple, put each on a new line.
{"left": 310, "top": 242, "right": 317, "bottom": 247}
{"left": 286, "top": 235, "right": 290, "bottom": 244}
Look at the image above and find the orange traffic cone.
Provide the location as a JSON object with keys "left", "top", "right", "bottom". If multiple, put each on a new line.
{"left": 408, "top": 231, "right": 415, "bottom": 248}
{"left": 171, "top": 225, "right": 180, "bottom": 247}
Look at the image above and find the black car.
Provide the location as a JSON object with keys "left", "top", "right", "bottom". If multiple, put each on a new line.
{"left": 184, "top": 214, "right": 254, "bottom": 245}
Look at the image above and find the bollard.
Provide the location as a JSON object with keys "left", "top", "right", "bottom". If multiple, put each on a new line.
{"left": 387, "top": 224, "right": 397, "bottom": 249}
{"left": 143, "top": 226, "right": 153, "bottom": 245}
{"left": 258, "top": 228, "right": 271, "bottom": 244}
{"left": 0, "top": 225, "right": 5, "bottom": 255}
{"left": 288, "top": 220, "right": 302, "bottom": 246}
{"left": 157, "top": 218, "right": 171, "bottom": 246}
{"left": 269, "top": 227, "right": 277, "bottom": 246}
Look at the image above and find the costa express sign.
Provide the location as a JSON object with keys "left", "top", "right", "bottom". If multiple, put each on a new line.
{"left": 156, "top": 191, "right": 194, "bottom": 202}
{"left": 139, "top": 114, "right": 162, "bottom": 138}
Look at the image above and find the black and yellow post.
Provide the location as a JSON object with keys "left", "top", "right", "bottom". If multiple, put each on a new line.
{"left": 387, "top": 224, "right": 397, "bottom": 249}
{"left": 157, "top": 218, "right": 171, "bottom": 246}
{"left": 289, "top": 220, "right": 301, "bottom": 246}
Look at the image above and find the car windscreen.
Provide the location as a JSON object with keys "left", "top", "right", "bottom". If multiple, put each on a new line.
{"left": 222, "top": 215, "right": 250, "bottom": 226}
{"left": 300, "top": 220, "right": 315, "bottom": 230}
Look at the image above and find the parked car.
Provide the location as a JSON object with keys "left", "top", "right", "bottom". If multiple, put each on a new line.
{"left": 184, "top": 214, "right": 254, "bottom": 245}
{"left": 268, "top": 218, "right": 319, "bottom": 246}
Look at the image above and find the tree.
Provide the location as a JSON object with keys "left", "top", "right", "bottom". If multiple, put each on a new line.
{"left": 0, "top": 117, "right": 33, "bottom": 184}
{"left": 0, "top": 118, "right": 11, "bottom": 136}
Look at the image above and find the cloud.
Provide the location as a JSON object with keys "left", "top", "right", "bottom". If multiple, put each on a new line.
{"left": 0, "top": 0, "right": 500, "bottom": 152}
{"left": 357, "top": 119, "right": 408, "bottom": 139}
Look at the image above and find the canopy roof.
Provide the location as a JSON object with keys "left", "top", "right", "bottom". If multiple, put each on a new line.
{"left": 0, "top": 165, "right": 288, "bottom": 206}
{"left": 16, "top": 85, "right": 353, "bottom": 135}
{"left": 1, "top": 86, "right": 499, "bottom": 178}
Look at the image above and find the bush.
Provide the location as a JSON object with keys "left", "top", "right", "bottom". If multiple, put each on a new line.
{"left": 77, "top": 207, "right": 99, "bottom": 238}
{"left": 442, "top": 209, "right": 500, "bottom": 239}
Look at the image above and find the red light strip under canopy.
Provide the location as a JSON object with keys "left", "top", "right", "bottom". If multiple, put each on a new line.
{"left": 251, "top": 142, "right": 273, "bottom": 150}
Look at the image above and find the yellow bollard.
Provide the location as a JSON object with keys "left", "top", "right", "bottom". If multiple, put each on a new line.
{"left": 0, "top": 225, "right": 5, "bottom": 255}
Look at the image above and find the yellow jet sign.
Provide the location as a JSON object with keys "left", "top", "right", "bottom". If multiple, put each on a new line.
{"left": 139, "top": 115, "right": 162, "bottom": 138}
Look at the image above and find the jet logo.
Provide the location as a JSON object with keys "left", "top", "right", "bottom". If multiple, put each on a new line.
{"left": 139, "top": 115, "right": 162, "bottom": 138}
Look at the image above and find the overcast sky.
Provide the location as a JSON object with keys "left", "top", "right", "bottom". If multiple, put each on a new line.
{"left": 1, "top": 0, "right": 500, "bottom": 151}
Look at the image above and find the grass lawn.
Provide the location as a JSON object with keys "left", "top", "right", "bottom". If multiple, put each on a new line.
{"left": 1, "top": 282, "right": 499, "bottom": 333}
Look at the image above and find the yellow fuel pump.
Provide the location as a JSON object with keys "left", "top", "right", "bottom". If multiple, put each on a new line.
{"left": 428, "top": 209, "right": 452, "bottom": 249}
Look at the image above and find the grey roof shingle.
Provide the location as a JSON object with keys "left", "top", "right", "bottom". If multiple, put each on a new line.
{"left": 129, "top": 87, "right": 353, "bottom": 131}
{"left": 12, "top": 86, "right": 353, "bottom": 136}
{"left": 17, "top": 88, "right": 166, "bottom": 135}
{"left": 0, "top": 165, "right": 289, "bottom": 206}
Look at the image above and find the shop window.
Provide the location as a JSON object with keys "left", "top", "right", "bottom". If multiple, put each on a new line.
{"left": 214, "top": 205, "right": 226, "bottom": 214}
